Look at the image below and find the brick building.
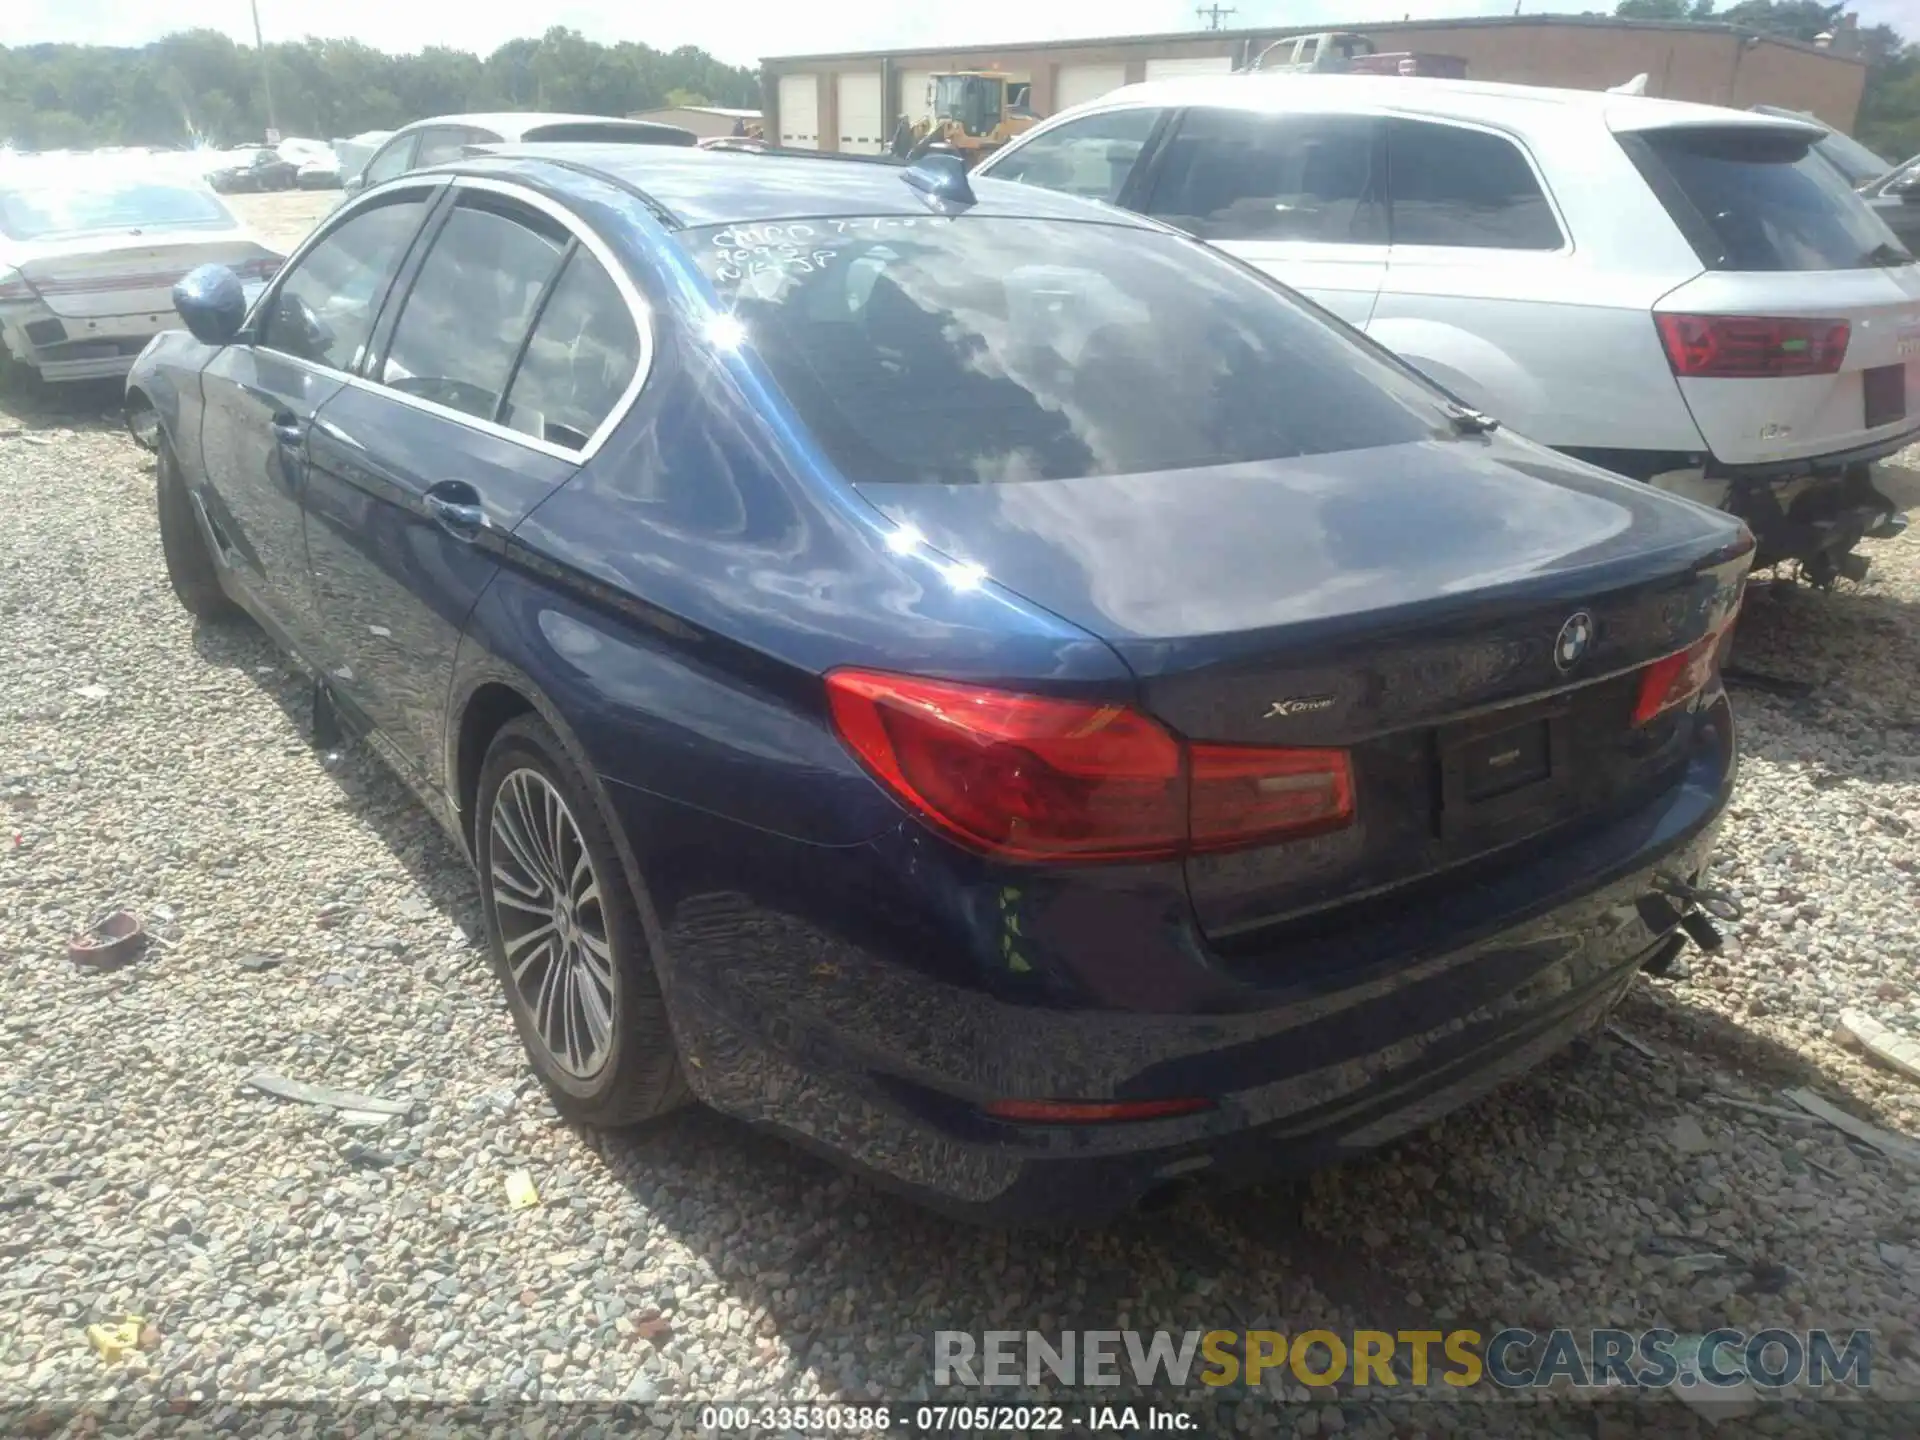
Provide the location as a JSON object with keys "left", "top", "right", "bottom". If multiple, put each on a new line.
{"left": 761, "top": 16, "right": 1869, "bottom": 155}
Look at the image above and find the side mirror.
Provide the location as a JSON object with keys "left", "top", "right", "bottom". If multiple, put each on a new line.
{"left": 271, "top": 292, "right": 336, "bottom": 361}
{"left": 172, "top": 264, "right": 248, "bottom": 346}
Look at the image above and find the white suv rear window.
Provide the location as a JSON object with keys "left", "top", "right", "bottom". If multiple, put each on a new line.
{"left": 1623, "top": 126, "right": 1910, "bottom": 272}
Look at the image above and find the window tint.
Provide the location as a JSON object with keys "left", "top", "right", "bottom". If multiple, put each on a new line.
{"left": 1145, "top": 109, "right": 1382, "bottom": 243}
{"left": 260, "top": 196, "right": 426, "bottom": 370}
{"left": 1625, "top": 127, "right": 1908, "bottom": 271}
{"left": 361, "top": 134, "right": 419, "bottom": 186}
{"left": 685, "top": 215, "right": 1438, "bottom": 486}
{"left": 500, "top": 251, "right": 641, "bottom": 450}
{"left": 380, "top": 200, "right": 565, "bottom": 422}
{"left": 986, "top": 108, "right": 1163, "bottom": 204}
{"left": 1387, "top": 120, "right": 1562, "bottom": 250}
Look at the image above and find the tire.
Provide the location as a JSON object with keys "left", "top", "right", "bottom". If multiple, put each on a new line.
{"left": 475, "top": 714, "right": 688, "bottom": 1126}
{"left": 155, "top": 439, "right": 237, "bottom": 620}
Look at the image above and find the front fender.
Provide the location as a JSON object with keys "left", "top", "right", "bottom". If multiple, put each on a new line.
{"left": 126, "top": 329, "right": 218, "bottom": 473}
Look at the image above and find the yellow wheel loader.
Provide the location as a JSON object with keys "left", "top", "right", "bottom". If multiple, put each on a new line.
{"left": 896, "top": 72, "right": 1036, "bottom": 165}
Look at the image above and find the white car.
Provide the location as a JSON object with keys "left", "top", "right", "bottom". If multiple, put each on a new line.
{"left": 0, "top": 161, "right": 283, "bottom": 385}
{"left": 978, "top": 75, "right": 1920, "bottom": 581}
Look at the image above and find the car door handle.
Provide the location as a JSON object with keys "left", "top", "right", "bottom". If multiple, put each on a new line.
{"left": 424, "top": 482, "right": 487, "bottom": 539}
{"left": 270, "top": 410, "right": 305, "bottom": 447}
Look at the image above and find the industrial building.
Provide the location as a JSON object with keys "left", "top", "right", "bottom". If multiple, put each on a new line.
{"left": 760, "top": 15, "right": 1870, "bottom": 155}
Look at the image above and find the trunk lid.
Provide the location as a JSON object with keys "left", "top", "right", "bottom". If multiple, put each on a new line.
{"left": 1623, "top": 120, "right": 1920, "bottom": 466}
{"left": 15, "top": 234, "right": 274, "bottom": 320}
{"left": 865, "top": 436, "right": 1751, "bottom": 937}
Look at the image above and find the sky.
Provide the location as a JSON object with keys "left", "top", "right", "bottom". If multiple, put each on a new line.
{"left": 5, "top": 0, "right": 1920, "bottom": 66}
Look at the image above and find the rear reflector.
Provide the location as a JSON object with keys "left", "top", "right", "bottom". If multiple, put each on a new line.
{"left": 983, "top": 1097, "right": 1213, "bottom": 1124}
{"left": 1655, "top": 313, "right": 1849, "bottom": 379}
{"left": 824, "top": 669, "right": 1356, "bottom": 863}
{"left": 1633, "top": 609, "right": 1739, "bottom": 727}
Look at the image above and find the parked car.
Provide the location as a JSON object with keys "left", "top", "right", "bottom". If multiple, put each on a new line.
{"left": 206, "top": 147, "right": 300, "bottom": 193}
{"left": 130, "top": 146, "right": 1749, "bottom": 1222}
{"left": 1858, "top": 152, "right": 1920, "bottom": 251}
{"left": 296, "top": 155, "right": 344, "bottom": 190}
{"left": 979, "top": 76, "right": 1920, "bottom": 584}
{"left": 341, "top": 113, "right": 698, "bottom": 199}
{"left": 0, "top": 162, "right": 281, "bottom": 389}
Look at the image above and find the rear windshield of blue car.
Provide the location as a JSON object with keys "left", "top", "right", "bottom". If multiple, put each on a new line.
{"left": 682, "top": 215, "right": 1440, "bottom": 485}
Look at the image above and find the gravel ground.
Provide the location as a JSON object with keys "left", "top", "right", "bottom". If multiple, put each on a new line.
{"left": 0, "top": 188, "right": 1916, "bottom": 1436}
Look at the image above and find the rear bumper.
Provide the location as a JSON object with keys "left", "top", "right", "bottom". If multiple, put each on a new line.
{"left": 630, "top": 696, "right": 1737, "bottom": 1224}
{"left": 2, "top": 304, "right": 172, "bottom": 382}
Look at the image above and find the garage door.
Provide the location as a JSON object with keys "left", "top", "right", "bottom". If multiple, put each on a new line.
{"left": 1054, "top": 63, "right": 1129, "bottom": 113}
{"left": 837, "top": 72, "right": 884, "bottom": 154}
{"left": 899, "top": 69, "right": 935, "bottom": 126}
{"left": 778, "top": 73, "right": 818, "bottom": 149}
{"left": 1144, "top": 56, "right": 1235, "bottom": 81}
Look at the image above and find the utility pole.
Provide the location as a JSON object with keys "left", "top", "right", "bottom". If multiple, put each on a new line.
{"left": 250, "top": 0, "right": 280, "bottom": 143}
{"left": 1195, "top": 4, "right": 1237, "bottom": 30}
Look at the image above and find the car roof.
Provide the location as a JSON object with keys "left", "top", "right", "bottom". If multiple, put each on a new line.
{"left": 405, "top": 112, "right": 685, "bottom": 140}
{"left": 461, "top": 144, "right": 1166, "bottom": 230}
{"left": 1075, "top": 73, "right": 1828, "bottom": 139}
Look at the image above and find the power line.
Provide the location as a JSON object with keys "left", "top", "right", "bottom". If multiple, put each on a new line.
{"left": 1196, "top": 4, "right": 1237, "bottom": 30}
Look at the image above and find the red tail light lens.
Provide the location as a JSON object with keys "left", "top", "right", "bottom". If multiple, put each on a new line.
{"left": 1633, "top": 611, "right": 1741, "bottom": 727}
{"left": 825, "top": 669, "right": 1356, "bottom": 863}
{"left": 1655, "top": 313, "right": 1849, "bottom": 379}
{"left": 1188, "top": 743, "right": 1354, "bottom": 851}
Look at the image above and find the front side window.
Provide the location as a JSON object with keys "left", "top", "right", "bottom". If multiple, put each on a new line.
{"left": 1386, "top": 119, "right": 1563, "bottom": 250}
{"left": 361, "top": 134, "right": 420, "bottom": 187}
{"left": 985, "top": 108, "right": 1164, "bottom": 205}
{"left": 260, "top": 194, "right": 428, "bottom": 370}
{"left": 1145, "top": 108, "right": 1383, "bottom": 243}
{"left": 380, "top": 199, "right": 565, "bottom": 421}
{"left": 499, "top": 250, "right": 642, "bottom": 450}
{"left": 684, "top": 214, "right": 1438, "bottom": 486}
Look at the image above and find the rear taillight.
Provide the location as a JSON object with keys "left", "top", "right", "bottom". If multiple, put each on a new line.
{"left": 0, "top": 267, "right": 36, "bottom": 302}
{"left": 824, "top": 669, "right": 1356, "bottom": 863}
{"left": 1633, "top": 607, "right": 1740, "bottom": 727}
{"left": 1655, "top": 313, "right": 1849, "bottom": 379}
{"left": 236, "top": 256, "right": 284, "bottom": 282}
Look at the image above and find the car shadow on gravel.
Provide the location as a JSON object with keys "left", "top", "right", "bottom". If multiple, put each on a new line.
{"left": 0, "top": 376, "right": 125, "bottom": 431}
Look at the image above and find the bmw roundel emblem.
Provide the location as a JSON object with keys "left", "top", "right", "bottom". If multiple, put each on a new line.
{"left": 1554, "top": 611, "right": 1595, "bottom": 672}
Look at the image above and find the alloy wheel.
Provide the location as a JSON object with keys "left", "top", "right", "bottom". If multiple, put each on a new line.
{"left": 487, "top": 768, "right": 616, "bottom": 1078}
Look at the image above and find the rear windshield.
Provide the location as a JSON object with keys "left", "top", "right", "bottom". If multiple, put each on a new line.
{"left": 682, "top": 215, "right": 1440, "bottom": 485}
{"left": 0, "top": 179, "right": 232, "bottom": 240}
{"left": 522, "top": 122, "right": 696, "bottom": 148}
{"left": 1625, "top": 126, "right": 1909, "bottom": 271}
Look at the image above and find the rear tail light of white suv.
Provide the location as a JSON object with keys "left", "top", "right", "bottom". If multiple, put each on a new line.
{"left": 1655, "top": 313, "right": 1850, "bottom": 379}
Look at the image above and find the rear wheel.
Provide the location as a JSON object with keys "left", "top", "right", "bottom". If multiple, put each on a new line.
{"left": 155, "top": 440, "right": 237, "bottom": 620}
{"left": 475, "top": 715, "right": 688, "bottom": 1126}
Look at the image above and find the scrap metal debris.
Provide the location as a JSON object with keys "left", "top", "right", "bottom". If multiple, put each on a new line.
{"left": 66, "top": 910, "right": 147, "bottom": 970}
{"left": 243, "top": 1070, "right": 412, "bottom": 1117}
{"left": 1605, "top": 1023, "right": 1659, "bottom": 1060}
{"left": 1836, "top": 1009, "right": 1920, "bottom": 1083}
{"left": 1784, "top": 1088, "right": 1920, "bottom": 1169}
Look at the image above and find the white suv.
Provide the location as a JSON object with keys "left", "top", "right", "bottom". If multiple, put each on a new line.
{"left": 977, "top": 75, "right": 1920, "bottom": 583}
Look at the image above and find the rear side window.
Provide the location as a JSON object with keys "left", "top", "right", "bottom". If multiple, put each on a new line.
{"left": 684, "top": 215, "right": 1438, "bottom": 486}
{"left": 985, "top": 108, "right": 1163, "bottom": 204}
{"left": 500, "top": 251, "right": 642, "bottom": 450}
{"left": 380, "top": 200, "right": 566, "bottom": 421}
{"left": 1144, "top": 108, "right": 1383, "bottom": 243}
{"left": 1386, "top": 119, "right": 1563, "bottom": 250}
{"left": 413, "top": 127, "right": 476, "bottom": 168}
{"left": 262, "top": 195, "right": 427, "bottom": 370}
{"left": 1624, "top": 126, "right": 1907, "bottom": 271}
{"left": 361, "top": 134, "right": 420, "bottom": 186}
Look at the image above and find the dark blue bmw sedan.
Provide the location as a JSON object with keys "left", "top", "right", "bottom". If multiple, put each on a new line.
{"left": 129, "top": 145, "right": 1751, "bottom": 1223}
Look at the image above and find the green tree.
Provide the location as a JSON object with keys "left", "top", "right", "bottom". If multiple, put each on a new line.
{"left": 1615, "top": 0, "right": 1718, "bottom": 21}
